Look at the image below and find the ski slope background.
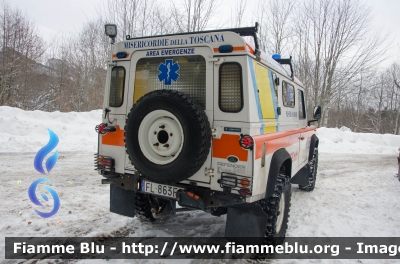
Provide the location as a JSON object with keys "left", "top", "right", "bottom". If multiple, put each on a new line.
{"left": 1, "top": 106, "right": 400, "bottom": 264}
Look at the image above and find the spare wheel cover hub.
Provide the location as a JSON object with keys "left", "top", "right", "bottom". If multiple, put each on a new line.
{"left": 138, "top": 109, "right": 184, "bottom": 165}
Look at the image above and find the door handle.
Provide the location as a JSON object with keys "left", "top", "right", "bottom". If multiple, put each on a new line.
{"left": 299, "top": 136, "right": 305, "bottom": 140}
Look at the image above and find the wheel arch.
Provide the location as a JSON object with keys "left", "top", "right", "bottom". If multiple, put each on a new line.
{"left": 265, "top": 148, "right": 292, "bottom": 198}
{"left": 309, "top": 134, "right": 319, "bottom": 161}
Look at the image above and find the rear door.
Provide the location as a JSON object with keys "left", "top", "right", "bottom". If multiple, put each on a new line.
{"left": 124, "top": 47, "right": 214, "bottom": 184}
{"left": 211, "top": 56, "right": 254, "bottom": 191}
{"left": 99, "top": 61, "right": 130, "bottom": 174}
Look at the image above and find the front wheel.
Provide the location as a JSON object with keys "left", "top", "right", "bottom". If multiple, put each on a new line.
{"left": 299, "top": 147, "right": 318, "bottom": 191}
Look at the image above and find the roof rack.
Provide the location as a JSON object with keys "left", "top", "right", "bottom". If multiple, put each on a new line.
{"left": 125, "top": 22, "right": 261, "bottom": 60}
{"left": 274, "top": 56, "right": 294, "bottom": 78}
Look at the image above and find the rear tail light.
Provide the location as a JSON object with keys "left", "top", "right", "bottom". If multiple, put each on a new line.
{"left": 240, "top": 178, "right": 250, "bottom": 188}
{"left": 239, "top": 188, "right": 251, "bottom": 196}
{"left": 95, "top": 154, "right": 115, "bottom": 171}
{"left": 95, "top": 123, "right": 107, "bottom": 134}
{"left": 239, "top": 134, "right": 253, "bottom": 150}
{"left": 95, "top": 123, "right": 116, "bottom": 134}
{"left": 102, "top": 158, "right": 114, "bottom": 167}
{"left": 94, "top": 153, "right": 99, "bottom": 170}
{"left": 219, "top": 173, "right": 252, "bottom": 197}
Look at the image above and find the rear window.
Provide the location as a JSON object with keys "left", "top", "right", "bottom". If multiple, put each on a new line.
{"left": 219, "top": 62, "right": 243, "bottom": 112}
{"left": 109, "top": 67, "right": 125, "bottom": 107}
{"left": 134, "top": 55, "right": 206, "bottom": 108}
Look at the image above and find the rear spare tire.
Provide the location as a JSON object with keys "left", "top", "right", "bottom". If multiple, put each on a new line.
{"left": 125, "top": 90, "right": 211, "bottom": 184}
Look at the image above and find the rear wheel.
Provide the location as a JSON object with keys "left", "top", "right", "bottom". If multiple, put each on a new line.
{"left": 134, "top": 193, "right": 175, "bottom": 222}
{"left": 259, "top": 174, "right": 291, "bottom": 244}
{"left": 134, "top": 193, "right": 156, "bottom": 222}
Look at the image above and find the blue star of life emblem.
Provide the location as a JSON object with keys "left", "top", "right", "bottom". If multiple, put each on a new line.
{"left": 158, "top": 59, "right": 180, "bottom": 85}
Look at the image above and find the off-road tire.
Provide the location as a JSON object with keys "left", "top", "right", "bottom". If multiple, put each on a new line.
{"left": 299, "top": 148, "right": 318, "bottom": 191}
{"left": 134, "top": 192, "right": 156, "bottom": 222}
{"left": 259, "top": 174, "right": 291, "bottom": 244}
{"left": 124, "top": 90, "right": 211, "bottom": 184}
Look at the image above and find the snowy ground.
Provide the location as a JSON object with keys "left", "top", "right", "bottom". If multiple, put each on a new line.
{"left": 1, "top": 106, "right": 400, "bottom": 264}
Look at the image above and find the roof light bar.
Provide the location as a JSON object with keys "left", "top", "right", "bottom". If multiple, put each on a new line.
{"left": 219, "top": 45, "right": 233, "bottom": 53}
{"left": 116, "top": 51, "right": 127, "bottom": 58}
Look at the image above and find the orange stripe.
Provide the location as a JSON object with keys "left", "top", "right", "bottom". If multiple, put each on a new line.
{"left": 212, "top": 134, "right": 248, "bottom": 161}
{"left": 253, "top": 127, "right": 316, "bottom": 159}
{"left": 102, "top": 125, "right": 125, "bottom": 146}
{"left": 246, "top": 44, "right": 255, "bottom": 55}
{"left": 233, "top": 46, "right": 245, "bottom": 51}
{"left": 213, "top": 46, "right": 246, "bottom": 52}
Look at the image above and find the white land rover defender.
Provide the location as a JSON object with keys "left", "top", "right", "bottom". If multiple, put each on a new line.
{"left": 95, "top": 23, "right": 321, "bottom": 241}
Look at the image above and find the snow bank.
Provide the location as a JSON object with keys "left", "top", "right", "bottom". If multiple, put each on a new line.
{"left": 317, "top": 127, "right": 400, "bottom": 155}
{"left": 1, "top": 106, "right": 400, "bottom": 155}
{"left": 1, "top": 106, "right": 400, "bottom": 264}
{"left": 0, "top": 106, "right": 102, "bottom": 153}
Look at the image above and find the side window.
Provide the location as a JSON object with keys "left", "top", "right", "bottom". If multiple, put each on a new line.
{"left": 282, "top": 81, "right": 295, "bottom": 107}
{"left": 219, "top": 62, "right": 243, "bottom": 112}
{"left": 298, "top": 90, "right": 306, "bottom": 119}
{"left": 109, "top": 67, "right": 125, "bottom": 107}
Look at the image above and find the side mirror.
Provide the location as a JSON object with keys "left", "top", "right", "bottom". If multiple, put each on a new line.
{"left": 313, "top": 106, "right": 321, "bottom": 120}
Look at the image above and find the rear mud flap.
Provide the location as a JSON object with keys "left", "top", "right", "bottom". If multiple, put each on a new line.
{"left": 110, "top": 183, "right": 136, "bottom": 217}
{"left": 290, "top": 164, "right": 310, "bottom": 185}
{"left": 177, "top": 190, "right": 205, "bottom": 210}
{"left": 225, "top": 203, "right": 267, "bottom": 238}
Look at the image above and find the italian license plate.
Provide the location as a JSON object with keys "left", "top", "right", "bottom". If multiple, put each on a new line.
{"left": 140, "top": 180, "right": 179, "bottom": 199}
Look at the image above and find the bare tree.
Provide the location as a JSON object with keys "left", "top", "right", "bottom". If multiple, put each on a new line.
{"left": 98, "top": 0, "right": 172, "bottom": 40}
{"left": 230, "top": 0, "right": 247, "bottom": 28}
{"left": 170, "top": 0, "right": 218, "bottom": 32}
{"left": 61, "top": 19, "right": 109, "bottom": 111}
{"left": 0, "top": 2, "right": 46, "bottom": 108}
{"left": 391, "top": 63, "right": 400, "bottom": 134}
{"left": 294, "top": 0, "right": 387, "bottom": 127}
{"left": 257, "top": 0, "right": 296, "bottom": 55}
